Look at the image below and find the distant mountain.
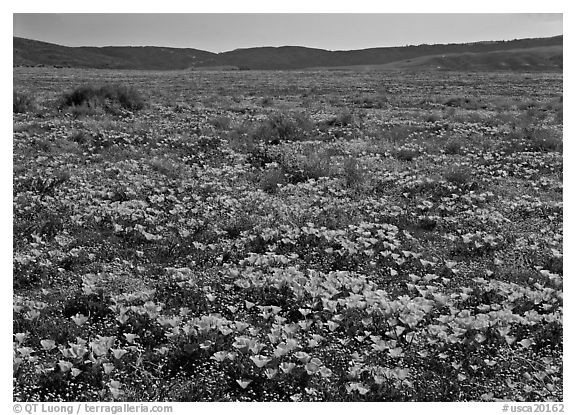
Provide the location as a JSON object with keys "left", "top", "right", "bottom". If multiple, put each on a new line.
{"left": 13, "top": 37, "right": 218, "bottom": 69}
{"left": 382, "top": 46, "right": 563, "bottom": 72}
{"left": 317, "top": 46, "right": 563, "bottom": 72}
{"left": 13, "top": 35, "right": 562, "bottom": 71}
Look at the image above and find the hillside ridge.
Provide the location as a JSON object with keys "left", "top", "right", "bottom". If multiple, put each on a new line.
{"left": 13, "top": 35, "right": 562, "bottom": 71}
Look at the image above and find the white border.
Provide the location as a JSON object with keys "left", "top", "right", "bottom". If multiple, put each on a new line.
{"left": 4, "top": 3, "right": 572, "bottom": 414}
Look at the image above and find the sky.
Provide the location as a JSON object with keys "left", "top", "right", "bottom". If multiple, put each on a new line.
{"left": 13, "top": 13, "right": 563, "bottom": 53}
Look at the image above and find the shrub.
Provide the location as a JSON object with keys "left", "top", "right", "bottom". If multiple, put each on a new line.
{"left": 527, "top": 128, "right": 562, "bottom": 152}
{"left": 259, "top": 97, "right": 273, "bottom": 107}
{"left": 299, "top": 152, "right": 332, "bottom": 181}
{"left": 18, "top": 170, "right": 71, "bottom": 198}
{"left": 504, "top": 128, "right": 562, "bottom": 154}
{"left": 149, "top": 157, "right": 183, "bottom": 179}
{"left": 61, "top": 84, "right": 145, "bottom": 113}
{"left": 394, "top": 147, "right": 420, "bottom": 162}
{"left": 250, "top": 112, "right": 313, "bottom": 144}
{"left": 444, "top": 138, "right": 466, "bottom": 155}
{"left": 386, "top": 125, "right": 416, "bottom": 144}
{"left": 14, "top": 91, "right": 35, "bottom": 114}
{"left": 209, "top": 115, "right": 231, "bottom": 130}
{"left": 444, "top": 166, "right": 473, "bottom": 186}
{"left": 281, "top": 150, "right": 332, "bottom": 184}
{"left": 352, "top": 93, "right": 388, "bottom": 109}
{"left": 259, "top": 168, "right": 286, "bottom": 193}
{"left": 554, "top": 103, "right": 563, "bottom": 125}
{"left": 443, "top": 96, "right": 485, "bottom": 110}
{"left": 513, "top": 108, "right": 546, "bottom": 131}
{"left": 341, "top": 157, "right": 365, "bottom": 188}
{"left": 320, "top": 110, "right": 355, "bottom": 128}
{"left": 424, "top": 113, "right": 442, "bottom": 123}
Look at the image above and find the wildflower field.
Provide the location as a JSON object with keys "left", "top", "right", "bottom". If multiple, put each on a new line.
{"left": 13, "top": 68, "right": 563, "bottom": 402}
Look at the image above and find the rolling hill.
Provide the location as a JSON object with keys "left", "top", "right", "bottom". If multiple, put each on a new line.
{"left": 317, "top": 45, "right": 563, "bottom": 72}
{"left": 13, "top": 35, "right": 562, "bottom": 71}
{"left": 13, "top": 37, "right": 218, "bottom": 69}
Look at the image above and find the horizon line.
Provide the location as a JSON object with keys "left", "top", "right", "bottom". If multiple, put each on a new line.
{"left": 14, "top": 33, "right": 564, "bottom": 54}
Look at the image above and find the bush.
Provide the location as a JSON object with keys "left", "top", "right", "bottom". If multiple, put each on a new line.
{"left": 352, "top": 93, "right": 388, "bottom": 109}
{"left": 250, "top": 112, "right": 313, "bottom": 144}
{"left": 209, "top": 115, "right": 231, "bottom": 130}
{"left": 259, "top": 97, "right": 273, "bottom": 107}
{"left": 14, "top": 91, "right": 35, "bottom": 114}
{"left": 504, "top": 128, "right": 562, "bottom": 154}
{"left": 443, "top": 96, "right": 485, "bottom": 110}
{"left": 444, "top": 138, "right": 466, "bottom": 155}
{"left": 280, "top": 150, "right": 332, "bottom": 184}
{"left": 259, "top": 168, "right": 286, "bottom": 193}
{"left": 424, "top": 113, "right": 442, "bottom": 123}
{"left": 320, "top": 110, "right": 355, "bottom": 128}
{"left": 149, "top": 157, "right": 183, "bottom": 179}
{"left": 444, "top": 166, "right": 473, "bottom": 186}
{"left": 528, "top": 128, "right": 562, "bottom": 152}
{"left": 386, "top": 125, "right": 416, "bottom": 144}
{"left": 341, "top": 157, "right": 365, "bottom": 188}
{"left": 394, "top": 147, "right": 420, "bottom": 162}
{"left": 298, "top": 152, "right": 332, "bottom": 181}
{"left": 61, "top": 84, "right": 145, "bottom": 113}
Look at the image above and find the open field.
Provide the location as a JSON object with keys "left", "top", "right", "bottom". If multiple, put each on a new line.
{"left": 13, "top": 68, "right": 562, "bottom": 402}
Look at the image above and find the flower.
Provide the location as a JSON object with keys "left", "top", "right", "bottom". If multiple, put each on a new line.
{"left": 280, "top": 362, "right": 296, "bottom": 374}
{"left": 58, "top": 360, "right": 73, "bottom": 373}
{"left": 250, "top": 354, "right": 271, "bottom": 368}
{"left": 111, "top": 348, "right": 128, "bottom": 359}
{"left": 124, "top": 333, "right": 139, "bottom": 344}
{"left": 108, "top": 380, "right": 122, "bottom": 399}
{"left": 236, "top": 379, "right": 252, "bottom": 389}
{"left": 103, "top": 363, "right": 115, "bottom": 375}
{"left": 71, "top": 313, "right": 89, "bottom": 326}
{"left": 40, "top": 339, "right": 56, "bottom": 351}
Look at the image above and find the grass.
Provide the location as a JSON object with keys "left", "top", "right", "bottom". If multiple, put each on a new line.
{"left": 13, "top": 67, "right": 563, "bottom": 402}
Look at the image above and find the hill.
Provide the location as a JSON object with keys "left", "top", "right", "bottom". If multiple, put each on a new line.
{"left": 13, "top": 37, "right": 218, "bottom": 69}
{"left": 13, "top": 35, "right": 562, "bottom": 71}
{"left": 317, "top": 45, "right": 563, "bottom": 72}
